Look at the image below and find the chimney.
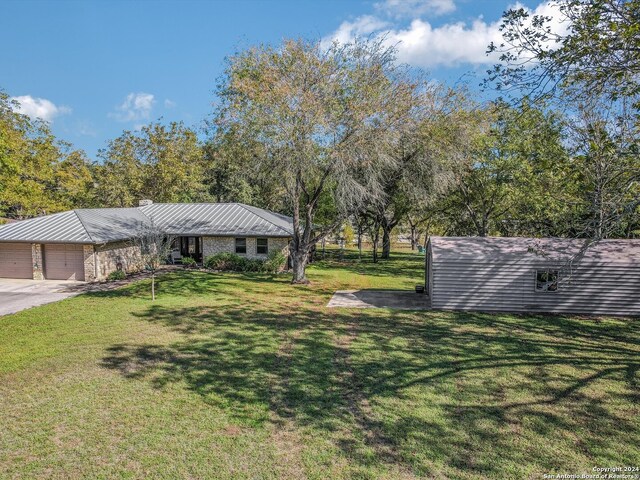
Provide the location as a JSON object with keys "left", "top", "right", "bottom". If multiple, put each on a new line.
{"left": 139, "top": 199, "right": 153, "bottom": 207}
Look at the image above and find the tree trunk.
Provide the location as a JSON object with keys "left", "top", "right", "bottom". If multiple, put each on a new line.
{"left": 357, "top": 231, "right": 362, "bottom": 259}
{"left": 291, "top": 250, "right": 309, "bottom": 284}
{"left": 152, "top": 273, "right": 155, "bottom": 301}
{"left": 371, "top": 227, "right": 380, "bottom": 264}
{"left": 410, "top": 225, "right": 418, "bottom": 250}
{"left": 381, "top": 225, "right": 392, "bottom": 259}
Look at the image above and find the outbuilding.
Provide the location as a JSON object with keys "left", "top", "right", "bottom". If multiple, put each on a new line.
{"left": 425, "top": 236, "right": 640, "bottom": 316}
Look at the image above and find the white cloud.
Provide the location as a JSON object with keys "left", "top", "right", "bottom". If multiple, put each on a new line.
{"left": 110, "top": 92, "right": 155, "bottom": 122}
{"left": 164, "top": 98, "right": 177, "bottom": 108}
{"left": 324, "top": 1, "right": 568, "bottom": 68}
{"left": 10, "top": 95, "right": 71, "bottom": 122}
{"left": 324, "top": 15, "right": 390, "bottom": 48}
{"left": 375, "top": 0, "right": 456, "bottom": 18}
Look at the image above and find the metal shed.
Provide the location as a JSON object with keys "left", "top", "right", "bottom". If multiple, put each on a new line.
{"left": 425, "top": 236, "right": 640, "bottom": 316}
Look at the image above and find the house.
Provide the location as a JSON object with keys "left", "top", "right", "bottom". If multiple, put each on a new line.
{"left": 0, "top": 202, "right": 293, "bottom": 282}
{"left": 426, "top": 236, "right": 640, "bottom": 316}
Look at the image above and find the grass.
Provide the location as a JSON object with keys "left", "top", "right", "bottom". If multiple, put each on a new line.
{"left": 0, "top": 247, "right": 638, "bottom": 479}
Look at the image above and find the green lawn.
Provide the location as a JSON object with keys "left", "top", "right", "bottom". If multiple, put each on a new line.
{"left": 1, "top": 249, "right": 638, "bottom": 479}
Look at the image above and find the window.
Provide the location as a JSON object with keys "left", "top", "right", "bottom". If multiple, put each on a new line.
{"left": 257, "top": 238, "right": 268, "bottom": 255}
{"left": 536, "top": 270, "right": 559, "bottom": 292}
{"left": 235, "top": 238, "right": 247, "bottom": 254}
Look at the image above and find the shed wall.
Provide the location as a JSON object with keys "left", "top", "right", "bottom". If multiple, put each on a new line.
{"left": 430, "top": 257, "right": 640, "bottom": 316}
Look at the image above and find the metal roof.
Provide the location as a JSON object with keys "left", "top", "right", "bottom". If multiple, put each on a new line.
{"left": 0, "top": 210, "right": 91, "bottom": 243}
{"left": 429, "top": 236, "right": 640, "bottom": 264}
{"left": 76, "top": 208, "right": 152, "bottom": 243}
{"left": 0, "top": 203, "right": 293, "bottom": 244}
{"left": 139, "top": 203, "right": 293, "bottom": 237}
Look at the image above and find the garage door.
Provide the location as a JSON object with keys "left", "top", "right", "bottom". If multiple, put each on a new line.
{"left": 0, "top": 243, "right": 33, "bottom": 279}
{"left": 44, "top": 244, "right": 85, "bottom": 281}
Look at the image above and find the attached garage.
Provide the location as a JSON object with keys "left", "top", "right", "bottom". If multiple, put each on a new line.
{"left": 0, "top": 243, "right": 32, "bottom": 279}
{"left": 44, "top": 244, "right": 86, "bottom": 281}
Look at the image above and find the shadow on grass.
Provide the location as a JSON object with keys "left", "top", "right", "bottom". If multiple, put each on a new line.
{"left": 100, "top": 289, "right": 640, "bottom": 477}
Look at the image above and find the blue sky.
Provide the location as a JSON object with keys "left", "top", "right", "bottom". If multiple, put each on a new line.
{"left": 1, "top": 0, "right": 554, "bottom": 160}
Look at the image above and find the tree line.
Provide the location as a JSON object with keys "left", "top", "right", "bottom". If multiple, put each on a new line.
{"left": 1, "top": 0, "right": 638, "bottom": 283}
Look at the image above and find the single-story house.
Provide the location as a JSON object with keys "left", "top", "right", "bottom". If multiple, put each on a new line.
{"left": 426, "top": 236, "right": 640, "bottom": 316}
{"left": 0, "top": 202, "right": 293, "bottom": 282}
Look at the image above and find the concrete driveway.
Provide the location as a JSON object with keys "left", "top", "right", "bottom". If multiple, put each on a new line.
{"left": 0, "top": 279, "right": 85, "bottom": 316}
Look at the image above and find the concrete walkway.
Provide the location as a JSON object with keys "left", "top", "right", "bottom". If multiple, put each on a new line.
{"left": 0, "top": 279, "right": 85, "bottom": 316}
{"left": 327, "top": 289, "right": 431, "bottom": 310}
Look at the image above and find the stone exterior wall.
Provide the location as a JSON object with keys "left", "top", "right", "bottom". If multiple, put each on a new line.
{"left": 202, "top": 236, "right": 290, "bottom": 260}
{"left": 31, "top": 243, "right": 44, "bottom": 280}
{"left": 83, "top": 245, "right": 96, "bottom": 282}
{"left": 95, "top": 241, "right": 143, "bottom": 280}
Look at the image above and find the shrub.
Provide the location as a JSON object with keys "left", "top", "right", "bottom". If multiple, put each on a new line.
{"left": 243, "top": 258, "right": 265, "bottom": 272}
{"left": 205, "top": 252, "right": 241, "bottom": 270}
{"left": 264, "top": 250, "right": 287, "bottom": 274}
{"left": 107, "top": 270, "right": 126, "bottom": 281}
{"left": 204, "top": 252, "right": 267, "bottom": 272}
{"left": 181, "top": 256, "right": 197, "bottom": 268}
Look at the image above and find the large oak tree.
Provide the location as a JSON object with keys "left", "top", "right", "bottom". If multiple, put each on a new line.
{"left": 214, "top": 39, "right": 414, "bottom": 283}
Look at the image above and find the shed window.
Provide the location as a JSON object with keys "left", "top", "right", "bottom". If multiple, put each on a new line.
{"left": 235, "top": 238, "right": 247, "bottom": 254}
{"left": 257, "top": 238, "right": 268, "bottom": 255}
{"left": 536, "top": 270, "right": 559, "bottom": 292}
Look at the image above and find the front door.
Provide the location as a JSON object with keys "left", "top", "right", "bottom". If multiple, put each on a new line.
{"left": 180, "top": 237, "right": 202, "bottom": 263}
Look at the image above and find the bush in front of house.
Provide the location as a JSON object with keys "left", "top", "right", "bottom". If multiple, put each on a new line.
{"left": 263, "top": 250, "right": 287, "bottom": 274}
{"left": 203, "top": 253, "right": 265, "bottom": 272}
{"left": 204, "top": 252, "right": 246, "bottom": 271}
{"left": 204, "top": 251, "right": 287, "bottom": 274}
{"left": 181, "top": 256, "right": 197, "bottom": 268}
{"left": 107, "top": 270, "right": 126, "bottom": 281}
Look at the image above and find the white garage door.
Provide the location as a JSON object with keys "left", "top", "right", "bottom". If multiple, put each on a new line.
{"left": 0, "top": 243, "right": 33, "bottom": 279}
{"left": 44, "top": 244, "right": 85, "bottom": 281}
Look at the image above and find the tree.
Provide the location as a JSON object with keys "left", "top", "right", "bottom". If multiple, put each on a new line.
{"left": 440, "top": 100, "right": 571, "bottom": 237}
{"left": 95, "top": 121, "right": 207, "bottom": 207}
{"left": 132, "top": 221, "right": 175, "bottom": 301}
{"left": 486, "top": 1, "right": 640, "bottom": 241}
{"left": 406, "top": 206, "right": 448, "bottom": 250}
{"left": 487, "top": 0, "right": 640, "bottom": 104}
{"left": 366, "top": 84, "right": 465, "bottom": 258}
{"left": 566, "top": 98, "right": 640, "bottom": 239}
{"left": 93, "top": 131, "right": 143, "bottom": 207}
{"left": 54, "top": 148, "right": 96, "bottom": 210}
{"left": 214, "top": 39, "right": 413, "bottom": 283}
{"left": 0, "top": 92, "right": 95, "bottom": 218}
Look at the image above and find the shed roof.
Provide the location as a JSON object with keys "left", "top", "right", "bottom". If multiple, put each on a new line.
{"left": 0, "top": 203, "right": 293, "bottom": 244}
{"left": 428, "top": 236, "right": 640, "bottom": 264}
